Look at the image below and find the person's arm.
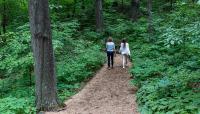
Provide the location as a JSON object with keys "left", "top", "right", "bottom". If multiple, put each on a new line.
{"left": 105, "top": 42, "right": 108, "bottom": 52}
{"left": 112, "top": 43, "right": 116, "bottom": 56}
{"left": 113, "top": 43, "right": 115, "bottom": 51}
{"left": 127, "top": 43, "right": 132, "bottom": 61}
{"left": 127, "top": 43, "right": 131, "bottom": 55}
{"left": 119, "top": 43, "right": 122, "bottom": 53}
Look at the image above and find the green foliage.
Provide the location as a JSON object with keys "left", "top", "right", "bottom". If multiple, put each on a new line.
{"left": 105, "top": 16, "right": 147, "bottom": 40}
{"left": 1, "top": 0, "right": 200, "bottom": 114}
{"left": 0, "top": 96, "right": 36, "bottom": 114}
{"left": 136, "top": 71, "right": 200, "bottom": 114}
{"left": 57, "top": 41, "right": 105, "bottom": 84}
{"left": 129, "top": 3, "right": 200, "bottom": 114}
{"left": 130, "top": 40, "right": 200, "bottom": 114}
{"left": 0, "top": 0, "right": 28, "bottom": 29}
{"left": 131, "top": 58, "right": 165, "bottom": 87}
{"left": 0, "top": 20, "right": 105, "bottom": 113}
{"left": 0, "top": 29, "right": 33, "bottom": 78}
{"left": 80, "top": 28, "right": 102, "bottom": 42}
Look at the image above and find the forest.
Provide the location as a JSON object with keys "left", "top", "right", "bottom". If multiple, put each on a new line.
{"left": 0, "top": 0, "right": 200, "bottom": 114}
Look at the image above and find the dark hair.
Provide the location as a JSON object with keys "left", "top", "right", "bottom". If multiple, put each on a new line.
{"left": 122, "top": 38, "right": 126, "bottom": 48}
{"left": 108, "top": 37, "right": 113, "bottom": 42}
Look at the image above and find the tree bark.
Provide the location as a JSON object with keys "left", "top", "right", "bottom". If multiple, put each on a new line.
{"left": 170, "top": 0, "right": 173, "bottom": 10}
{"left": 28, "top": 0, "right": 60, "bottom": 111}
{"left": 2, "top": 0, "right": 6, "bottom": 34}
{"left": 147, "top": 0, "right": 153, "bottom": 34}
{"left": 95, "top": 0, "right": 103, "bottom": 32}
{"left": 131, "top": 0, "right": 140, "bottom": 21}
{"left": 121, "top": 0, "right": 124, "bottom": 11}
{"left": 81, "top": 0, "right": 85, "bottom": 9}
{"left": 112, "top": 0, "right": 118, "bottom": 7}
{"left": 73, "top": 0, "right": 77, "bottom": 17}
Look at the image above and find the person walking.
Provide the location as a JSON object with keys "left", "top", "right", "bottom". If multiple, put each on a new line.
{"left": 119, "top": 38, "right": 131, "bottom": 68}
{"left": 106, "top": 37, "right": 115, "bottom": 69}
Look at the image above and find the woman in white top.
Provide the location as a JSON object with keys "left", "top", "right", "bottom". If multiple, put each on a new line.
{"left": 119, "top": 39, "right": 130, "bottom": 68}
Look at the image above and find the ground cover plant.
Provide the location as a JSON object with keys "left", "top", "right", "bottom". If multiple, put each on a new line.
{"left": 0, "top": 0, "right": 200, "bottom": 113}
{"left": 129, "top": 3, "right": 200, "bottom": 114}
{"left": 0, "top": 20, "right": 105, "bottom": 114}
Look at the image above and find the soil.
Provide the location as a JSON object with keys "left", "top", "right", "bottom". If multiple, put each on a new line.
{"left": 46, "top": 54, "right": 139, "bottom": 114}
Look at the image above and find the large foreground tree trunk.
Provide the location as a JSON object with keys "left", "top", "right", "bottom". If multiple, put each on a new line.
{"left": 131, "top": 0, "right": 140, "bottom": 21}
{"left": 95, "top": 0, "right": 103, "bottom": 32}
{"left": 29, "top": 0, "right": 60, "bottom": 111}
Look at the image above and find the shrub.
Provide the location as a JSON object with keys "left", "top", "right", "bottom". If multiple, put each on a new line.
{"left": 0, "top": 96, "right": 36, "bottom": 114}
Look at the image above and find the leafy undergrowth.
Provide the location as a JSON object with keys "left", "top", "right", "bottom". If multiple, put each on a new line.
{"left": 0, "top": 20, "right": 105, "bottom": 114}
{"left": 130, "top": 41, "right": 200, "bottom": 114}
{"left": 129, "top": 3, "right": 200, "bottom": 114}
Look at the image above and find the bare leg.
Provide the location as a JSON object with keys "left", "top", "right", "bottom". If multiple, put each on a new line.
{"left": 125, "top": 54, "right": 128, "bottom": 66}
{"left": 122, "top": 54, "right": 125, "bottom": 68}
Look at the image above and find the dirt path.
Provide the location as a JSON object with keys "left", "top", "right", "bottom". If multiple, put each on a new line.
{"left": 46, "top": 54, "right": 139, "bottom": 114}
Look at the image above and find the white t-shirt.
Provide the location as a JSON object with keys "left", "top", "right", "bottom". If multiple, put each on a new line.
{"left": 120, "top": 43, "right": 130, "bottom": 55}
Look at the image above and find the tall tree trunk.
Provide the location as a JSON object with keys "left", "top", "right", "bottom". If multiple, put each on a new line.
{"left": 112, "top": 0, "right": 118, "bottom": 7}
{"left": 73, "top": 0, "right": 77, "bottom": 17}
{"left": 119, "top": 0, "right": 123, "bottom": 11}
{"left": 147, "top": 0, "right": 153, "bottom": 35}
{"left": 131, "top": 0, "right": 140, "bottom": 21}
{"left": 29, "top": 0, "right": 60, "bottom": 111}
{"left": 81, "top": 0, "right": 85, "bottom": 9}
{"left": 95, "top": 0, "right": 103, "bottom": 32}
{"left": 170, "top": 0, "right": 173, "bottom": 10}
{"left": 2, "top": 0, "right": 6, "bottom": 34}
